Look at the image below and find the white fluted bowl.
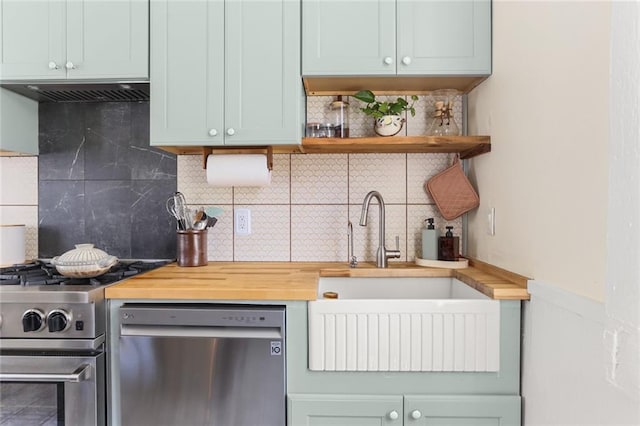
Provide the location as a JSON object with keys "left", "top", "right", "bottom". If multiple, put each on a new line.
{"left": 51, "top": 244, "right": 118, "bottom": 278}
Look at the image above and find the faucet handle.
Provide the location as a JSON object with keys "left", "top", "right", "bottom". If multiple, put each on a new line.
{"left": 385, "top": 236, "right": 401, "bottom": 262}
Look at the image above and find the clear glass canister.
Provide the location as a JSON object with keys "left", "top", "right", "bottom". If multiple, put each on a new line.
{"left": 328, "top": 96, "right": 349, "bottom": 138}
{"left": 428, "top": 89, "right": 461, "bottom": 136}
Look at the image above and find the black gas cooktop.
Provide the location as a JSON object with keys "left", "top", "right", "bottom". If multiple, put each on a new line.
{"left": 0, "top": 260, "right": 172, "bottom": 287}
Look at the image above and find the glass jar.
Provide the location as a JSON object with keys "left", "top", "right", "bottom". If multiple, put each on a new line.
{"left": 328, "top": 96, "right": 349, "bottom": 138}
{"left": 428, "top": 89, "right": 461, "bottom": 136}
{"left": 306, "top": 122, "right": 322, "bottom": 138}
{"left": 306, "top": 123, "right": 336, "bottom": 138}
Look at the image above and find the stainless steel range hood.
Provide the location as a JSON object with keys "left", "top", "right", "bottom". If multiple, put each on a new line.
{"left": 0, "top": 82, "right": 149, "bottom": 103}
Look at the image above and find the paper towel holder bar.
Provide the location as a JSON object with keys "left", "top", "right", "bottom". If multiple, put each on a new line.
{"left": 202, "top": 146, "right": 273, "bottom": 170}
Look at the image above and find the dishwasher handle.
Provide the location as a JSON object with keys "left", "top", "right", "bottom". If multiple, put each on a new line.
{"left": 120, "top": 324, "right": 283, "bottom": 339}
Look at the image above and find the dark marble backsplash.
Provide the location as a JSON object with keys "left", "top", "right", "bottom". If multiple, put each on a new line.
{"left": 38, "top": 102, "right": 177, "bottom": 259}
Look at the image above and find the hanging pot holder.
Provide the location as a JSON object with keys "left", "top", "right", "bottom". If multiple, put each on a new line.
{"left": 425, "top": 155, "right": 480, "bottom": 220}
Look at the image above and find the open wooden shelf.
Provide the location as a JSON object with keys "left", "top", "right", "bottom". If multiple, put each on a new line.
{"left": 300, "top": 135, "right": 490, "bottom": 159}
{"left": 156, "top": 136, "right": 491, "bottom": 159}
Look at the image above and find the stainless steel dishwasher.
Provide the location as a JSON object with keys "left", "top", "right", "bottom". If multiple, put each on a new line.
{"left": 118, "top": 304, "right": 286, "bottom": 426}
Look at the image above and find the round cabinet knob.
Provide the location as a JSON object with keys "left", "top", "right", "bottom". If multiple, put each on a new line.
{"left": 402, "top": 56, "right": 412, "bottom": 66}
{"left": 48, "top": 61, "right": 58, "bottom": 70}
{"left": 22, "top": 309, "right": 45, "bottom": 332}
{"left": 208, "top": 129, "right": 218, "bottom": 137}
{"left": 65, "top": 61, "right": 75, "bottom": 70}
{"left": 387, "top": 410, "right": 399, "bottom": 420}
{"left": 226, "top": 128, "right": 235, "bottom": 136}
{"left": 383, "top": 56, "right": 393, "bottom": 65}
{"left": 410, "top": 410, "right": 422, "bottom": 420}
{"left": 47, "top": 309, "right": 71, "bottom": 333}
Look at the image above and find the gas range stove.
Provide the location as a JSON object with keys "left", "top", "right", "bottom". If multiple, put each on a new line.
{"left": 0, "top": 259, "right": 172, "bottom": 347}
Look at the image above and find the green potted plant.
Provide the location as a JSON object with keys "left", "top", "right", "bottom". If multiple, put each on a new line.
{"left": 353, "top": 90, "right": 419, "bottom": 136}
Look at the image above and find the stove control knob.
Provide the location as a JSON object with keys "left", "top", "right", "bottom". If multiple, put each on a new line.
{"left": 47, "top": 309, "right": 72, "bottom": 333}
{"left": 22, "top": 309, "right": 46, "bottom": 332}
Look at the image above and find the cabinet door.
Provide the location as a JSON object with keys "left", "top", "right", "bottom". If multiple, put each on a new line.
{"left": 404, "top": 395, "right": 521, "bottom": 425}
{"left": 0, "top": 0, "right": 66, "bottom": 80}
{"left": 302, "top": 0, "right": 396, "bottom": 75}
{"left": 0, "top": 88, "right": 38, "bottom": 155}
{"left": 396, "top": 0, "right": 491, "bottom": 75}
{"left": 66, "top": 0, "right": 148, "bottom": 79}
{"left": 288, "top": 394, "right": 403, "bottom": 426}
{"left": 150, "top": 0, "right": 225, "bottom": 146}
{"left": 225, "top": 0, "right": 301, "bottom": 145}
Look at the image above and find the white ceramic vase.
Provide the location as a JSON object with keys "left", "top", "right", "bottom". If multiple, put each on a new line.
{"left": 374, "top": 115, "right": 404, "bottom": 136}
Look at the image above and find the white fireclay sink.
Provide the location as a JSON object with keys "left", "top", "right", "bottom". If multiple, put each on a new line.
{"left": 308, "top": 277, "right": 500, "bottom": 372}
{"left": 317, "top": 276, "right": 489, "bottom": 300}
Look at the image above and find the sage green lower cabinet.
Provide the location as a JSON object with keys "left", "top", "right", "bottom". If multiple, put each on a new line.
{"left": 289, "top": 394, "right": 403, "bottom": 426}
{"left": 285, "top": 301, "right": 522, "bottom": 426}
{"left": 288, "top": 394, "right": 521, "bottom": 426}
{"left": 404, "top": 395, "right": 521, "bottom": 425}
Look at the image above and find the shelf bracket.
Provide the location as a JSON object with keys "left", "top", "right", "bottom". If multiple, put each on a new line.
{"left": 202, "top": 146, "right": 274, "bottom": 170}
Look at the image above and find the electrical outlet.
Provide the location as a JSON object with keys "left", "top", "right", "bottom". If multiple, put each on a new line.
{"left": 235, "top": 208, "right": 251, "bottom": 235}
{"left": 487, "top": 207, "right": 496, "bottom": 236}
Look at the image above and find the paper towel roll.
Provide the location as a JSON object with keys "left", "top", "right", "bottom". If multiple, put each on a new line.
{"left": 206, "top": 154, "right": 272, "bottom": 187}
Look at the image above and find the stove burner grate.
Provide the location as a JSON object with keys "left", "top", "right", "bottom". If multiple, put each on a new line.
{"left": 0, "top": 260, "right": 172, "bottom": 287}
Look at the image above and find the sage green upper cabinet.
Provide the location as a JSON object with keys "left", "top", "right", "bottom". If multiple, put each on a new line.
{"left": 302, "top": 0, "right": 396, "bottom": 75}
{"left": 150, "top": 0, "right": 302, "bottom": 147}
{"left": 0, "top": 0, "right": 148, "bottom": 81}
{"left": 0, "top": 88, "right": 38, "bottom": 155}
{"left": 302, "top": 0, "right": 491, "bottom": 76}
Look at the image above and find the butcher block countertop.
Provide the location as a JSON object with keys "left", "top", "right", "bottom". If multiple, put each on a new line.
{"left": 105, "top": 258, "right": 530, "bottom": 301}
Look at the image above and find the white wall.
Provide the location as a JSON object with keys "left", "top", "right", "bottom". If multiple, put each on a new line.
{"left": 467, "top": 1, "right": 610, "bottom": 301}
{"left": 522, "top": 281, "right": 639, "bottom": 426}
{"left": 468, "top": 1, "right": 640, "bottom": 424}
{"left": 604, "top": 0, "right": 640, "bottom": 407}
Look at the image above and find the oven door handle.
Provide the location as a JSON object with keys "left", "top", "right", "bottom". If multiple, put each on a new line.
{"left": 0, "top": 364, "right": 91, "bottom": 383}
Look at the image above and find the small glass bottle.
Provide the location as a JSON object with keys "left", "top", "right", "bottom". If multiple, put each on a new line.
{"left": 328, "top": 96, "right": 350, "bottom": 138}
{"left": 438, "top": 226, "right": 460, "bottom": 261}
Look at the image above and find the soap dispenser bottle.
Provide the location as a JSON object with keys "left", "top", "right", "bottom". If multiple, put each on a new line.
{"left": 421, "top": 218, "right": 439, "bottom": 260}
{"left": 438, "top": 226, "right": 460, "bottom": 261}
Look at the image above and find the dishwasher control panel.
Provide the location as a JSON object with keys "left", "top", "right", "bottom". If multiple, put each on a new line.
{"left": 119, "top": 303, "right": 286, "bottom": 332}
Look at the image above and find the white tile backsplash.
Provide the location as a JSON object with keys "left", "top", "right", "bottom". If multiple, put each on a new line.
{"left": 0, "top": 157, "right": 38, "bottom": 259}
{"left": 291, "top": 204, "right": 348, "bottom": 261}
{"left": 233, "top": 204, "right": 290, "bottom": 261}
{"left": 291, "top": 153, "right": 348, "bottom": 204}
{"left": 234, "top": 154, "right": 290, "bottom": 204}
{"left": 204, "top": 205, "right": 233, "bottom": 261}
{"left": 407, "top": 153, "right": 453, "bottom": 204}
{"left": 0, "top": 157, "right": 38, "bottom": 205}
{"left": 349, "top": 153, "right": 407, "bottom": 204}
{"left": 176, "top": 149, "right": 463, "bottom": 262}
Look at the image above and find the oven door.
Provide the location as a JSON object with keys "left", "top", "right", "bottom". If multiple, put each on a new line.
{"left": 0, "top": 352, "right": 105, "bottom": 426}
